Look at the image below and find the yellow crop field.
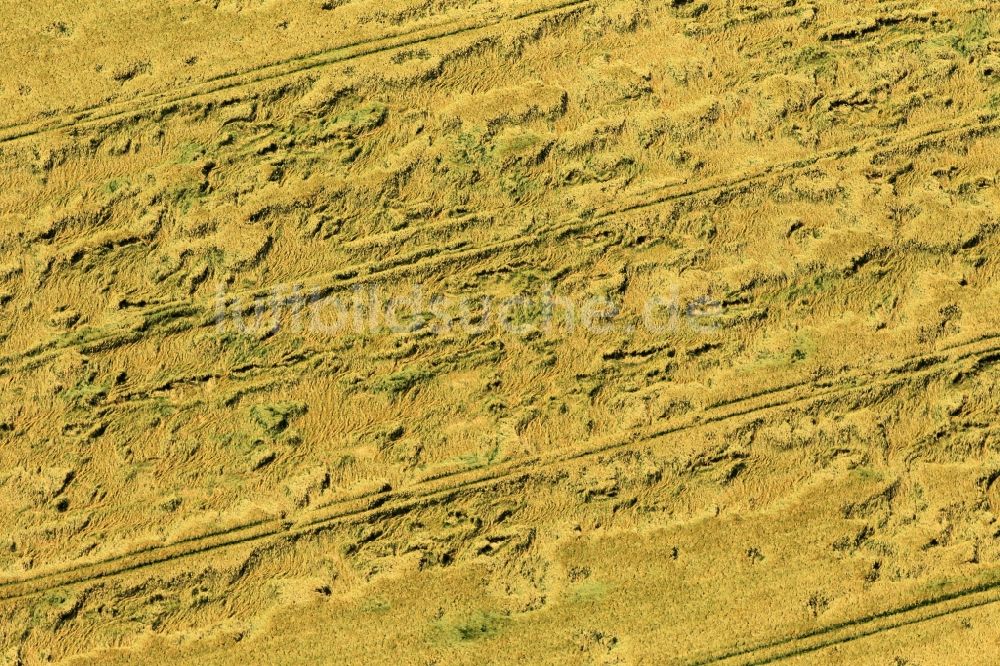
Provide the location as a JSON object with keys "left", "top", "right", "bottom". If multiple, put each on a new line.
{"left": 2, "top": 0, "right": 1000, "bottom": 663}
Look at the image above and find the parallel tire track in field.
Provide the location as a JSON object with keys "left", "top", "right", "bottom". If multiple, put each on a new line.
{"left": 0, "top": 0, "right": 596, "bottom": 146}
{"left": 1, "top": 331, "right": 997, "bottom": 603}
{"left": 692, "top": 572, "right": 1000, "bottom": 664}
{"left": 5, "top": 110, "right": 999, "bottom": 379}
{"left": 1, "top": 0, "right": 983, "bottom": 147}
{"left": 601, "top": 109, "right": 1000, "bottom": 219}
